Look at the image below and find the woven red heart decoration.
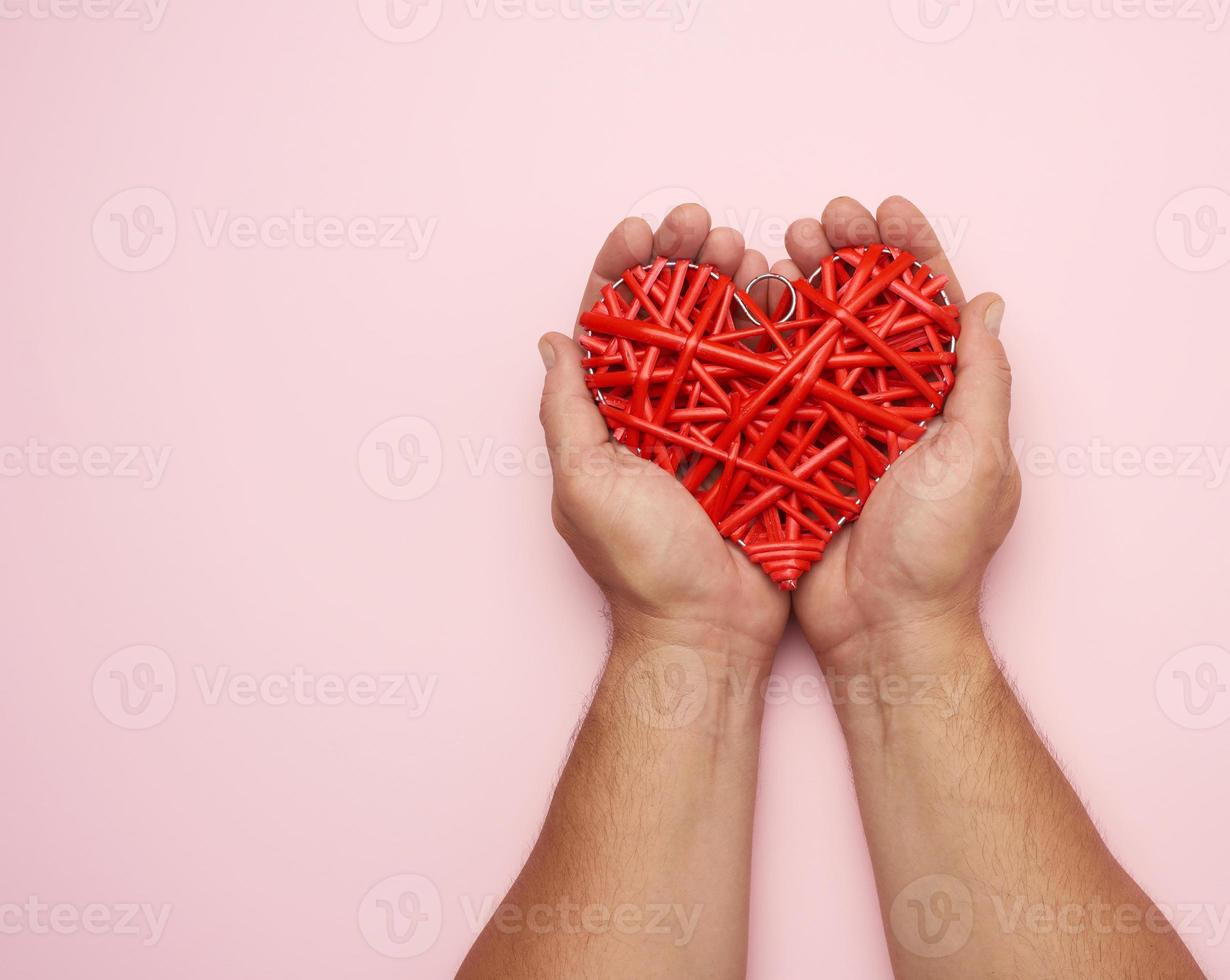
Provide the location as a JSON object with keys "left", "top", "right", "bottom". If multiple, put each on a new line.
{"left": 578, "top": 245, "right": 960, "bottom": 590}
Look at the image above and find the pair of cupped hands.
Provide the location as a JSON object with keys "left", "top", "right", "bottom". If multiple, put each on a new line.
{"left": 538, "top": 196, "right": 1021, "bottom": 674}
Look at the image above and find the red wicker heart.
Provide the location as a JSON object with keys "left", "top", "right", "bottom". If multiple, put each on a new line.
{"left": 578, "top": 245, "right": 960, "bottom": 590}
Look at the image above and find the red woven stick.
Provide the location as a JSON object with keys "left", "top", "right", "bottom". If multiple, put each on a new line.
{"left": 580, "top": 313, "right": 929, "bottom": 439}
{"left": 582, "top": 247, "right": 960, "bottom": 590}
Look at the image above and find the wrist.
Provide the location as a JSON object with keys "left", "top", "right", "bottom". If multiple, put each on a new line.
{"left": 820, "top": 614, "right": 1001, "bottom": 738}
{"left": 608, "top": 603, "right": 779, "bottom": 668}
{"left": 600, "top": 610, "right": 776, "bottom": 741}
{"left": 822, "top": 604, "right": 981, "bottom": 667}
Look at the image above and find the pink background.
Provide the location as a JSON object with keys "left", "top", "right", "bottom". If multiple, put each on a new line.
{"left": 3, "top": 1, "right": 1229, "bottom": 976}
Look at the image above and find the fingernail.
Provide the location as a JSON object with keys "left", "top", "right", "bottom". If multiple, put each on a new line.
{"left": 984, "top": 300, "right": 1005, "bottom": 338}
{"left": 538, "top": 337, "right": 556, "bottom": 370}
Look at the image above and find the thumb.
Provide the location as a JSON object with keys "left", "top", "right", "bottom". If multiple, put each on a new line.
{"left": 537, "top": 333, "right": 611, "bottom": 470}
{"left": 942, "top": 293, "right": 1012, "bottom": 443}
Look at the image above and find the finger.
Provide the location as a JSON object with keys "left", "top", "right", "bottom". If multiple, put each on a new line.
{"left": 771, "top": 259, "right": 804, "bottom": 279}
{"left": 576, "top": 217, "right": 654, "bottom": 329}
{"left": 942, "top": 293, "right": 1010, "bottom": 442}
{"left": 821, "top": 196, "right": 880, "bottom": 249}
{"left": 696, "top": 226, "right": 746, "bottom": 277}
{"left": 875, "top": 195, "right": 967, "bottom": 306}
{"left": 654, "top": 203, "right": 712, "bottom": 259}
{"left": 785, "top": 217, "right": 833, "bottom": 277}
{"left": 770, "top": 258, "right": 803, "bottom": 318}
{"left": 735, "top": 249, "right": 769, "bottom": 289}
{"left": 734, "top": 248, "right": 770, "bottom": 325}
{"left": 538, "top": 333, "right": 610, "bottom": 466}
{"left": 792, "top": 519, "right": 850, "bottom": 603}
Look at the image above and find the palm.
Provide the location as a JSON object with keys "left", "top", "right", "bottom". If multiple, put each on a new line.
{"left": 793, "top": 425, "right": 984, "bottom": 652}
{"left": 558, "top": 443, "right": 789, "bottom": 643}
{"left": 540, "top": 205, "right": 794, "bottom": 654}
{"left": 781, "top": 196, "right": 1020, "bottom": 662}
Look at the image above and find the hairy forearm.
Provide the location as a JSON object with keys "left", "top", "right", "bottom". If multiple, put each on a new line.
{"left": 830, "top": 622, "right": 1205, "bottom": 980}
{"left": 457, "top": 618, "right": 770, "bottom": 980}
